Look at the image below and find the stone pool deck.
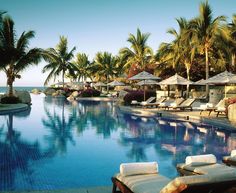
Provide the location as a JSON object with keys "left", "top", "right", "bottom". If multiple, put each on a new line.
{"left": 0, "top": 103, "right": 29, "bottom": 115}
{"left": 118, "top": 105, "right": 236, "bottom": 130}
{"left": 3, "top": 186, "right": 111, "bottom": 193}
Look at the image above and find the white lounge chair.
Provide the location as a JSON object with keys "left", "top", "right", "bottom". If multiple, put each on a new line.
{"left": 112, "top": 161, "right": 236, "bottom": 193}
{"left": 199, "top": 99, "right": 226, "bottom": 117}
{"left": 131, "top": 97, "right": 156, "bottom": 106}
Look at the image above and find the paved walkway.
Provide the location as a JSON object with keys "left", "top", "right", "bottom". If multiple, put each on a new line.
{"left": 118, "top": 105, "right": 236, "bottom": 129}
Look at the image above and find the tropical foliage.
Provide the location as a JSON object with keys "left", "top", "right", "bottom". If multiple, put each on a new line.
{"left": 1, "top": 1, "right": 236, "bottom": 93}
{"left": 92, "top": 52, "right": 122, "bottom": 82}
{"left": 120, "top": 28, "right": 153, "bottom": 76}
{"left": 0, "top": 16, "right": 43, "bottom": 96}
{"left": 71, "top": 53, "right": 91, "bottom": 82}
{"left": 42, "top": 36, "right": 76, "bottom": 87}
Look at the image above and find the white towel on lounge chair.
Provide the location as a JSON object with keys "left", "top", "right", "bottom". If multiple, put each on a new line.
{"left": 120, "top": 162, "right": 158, "bottom": 176}
{"left": 231, "top": 150, "right": 236, "bottom": 157}
{"left": 185, "top": 154, "right": 217, "bottom": 165}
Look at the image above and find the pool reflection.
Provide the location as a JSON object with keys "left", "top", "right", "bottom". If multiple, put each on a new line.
{"left": 0, "top": 95, "right": 236, "bottom": 191}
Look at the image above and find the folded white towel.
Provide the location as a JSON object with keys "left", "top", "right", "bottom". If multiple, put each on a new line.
{"left": 185, "top": 154, "right": 217, "bottom": 165}
{"left": 131, "top": 100, "right": 138, "bottom": 104}
{"left": 141, "top": 101, "right": 147, "bottom": 105}
{"left": 170, "top": 102, "right": 177, "bottom": 107}
{"left": 120, "top": 162, "right": 158, "bottom": 176}
{"left": 231, "top": 150, "right": 236, "bottom": 157}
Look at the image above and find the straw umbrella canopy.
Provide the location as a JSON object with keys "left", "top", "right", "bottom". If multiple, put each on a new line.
{"left": 193, "top": 79, "right": 206, "bottom": 85}
{"left": 204, "top": 71, "right": 236, "bottom": 84}
{"left": 158, "top": 74, "right": 193, "bottom": 85}
{"left": 158, "top": 74, "right": 193, "bottom": 97}
{"left": 107, "top": 80, "right": 125, "bottom": 86}
{"left": 137, "top": 80, "right": 158, "bottom": 86}
{"left": 204, "top": 71, "right": 236, "bottom": 97}
{"left": 94, "top": 82, "right": 106, "bottom": 87}
{"left": 129, "top": 71, "right": 161, "bottom": 100}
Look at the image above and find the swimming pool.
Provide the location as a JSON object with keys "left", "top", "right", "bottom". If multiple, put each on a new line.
{"left": 0, "top": 95, "right": 236, "bottom": 191}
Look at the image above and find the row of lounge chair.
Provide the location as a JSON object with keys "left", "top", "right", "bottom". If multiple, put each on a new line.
{"left": 199, "top": 99, "right": 226, "bottom": 117}
{"left": 112, "top": 151, "right": 236, "bottom": 193}
{"left": 131, "top": 97, "right": 196, "bottom": 111}
{"left": 131, "top": 97, "right": 226, "bottom": 116}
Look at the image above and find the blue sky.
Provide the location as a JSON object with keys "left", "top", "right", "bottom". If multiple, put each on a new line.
{"left": 0, "top": 0, "right": 235, "bottom": 86}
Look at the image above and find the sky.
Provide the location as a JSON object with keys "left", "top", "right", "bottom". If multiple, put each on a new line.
{"left": 0, "top": 0, "right": 235, "bottom": 86}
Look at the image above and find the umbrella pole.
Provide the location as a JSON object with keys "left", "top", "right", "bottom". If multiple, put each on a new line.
{"left": 144, "top": 85, "right": 146, "bottom": 101}
{"left": 225, "top": 85, "right": 226, "bottom": 98}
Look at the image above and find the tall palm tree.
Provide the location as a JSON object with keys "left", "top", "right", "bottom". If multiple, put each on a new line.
{"left": 0, "top": 16, "right": 43, "bottom": 96}
{"left": 228, "top": 14, "right": 236, "bottom": 71}
{"left": 189, "top": 1, "right": 226, "bottom": 93}
{"left": 42, "top": 36, "right": 76, "bottom": 87}
{"left": 120, "top": 28, "right": 153, "bottom": 74}
{"left": 159, "top": 18, "right": 196, "bottom": 81}
{"left": 72, "top": 53, "right": 92, "bottom": 82}
{"left": 92, "top": 52, "right": 120, "bottom": 83}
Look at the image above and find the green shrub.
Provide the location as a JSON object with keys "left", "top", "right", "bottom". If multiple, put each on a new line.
{"left": 1, "top": 96, "right": 21, "bottom": 104}
{"left": 80, "top": 89, "right": 101, "bottom": 97}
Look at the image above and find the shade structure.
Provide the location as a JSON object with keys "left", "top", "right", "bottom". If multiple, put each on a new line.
{"left": 204, "top": 71, "right": 236, "bottom": 84}
{"left": 158, "top": 74, "right": 193, "bottom": 85}
{"left": 204, "top": 71, "right": 236, "bottom": 97}
{"left": 129, "top": 71, "right": 161, "bottom": 101}
{"left": 137, "top": 80, "right": 158, "bottom": 86}
{"left": 107, "top": 80, "right": 125, "bottom": 86}
{"left": 94, "top": 82, "right": 106, "bottom": 87}
{"left": 193, "top": 79, "right": 206, "bottom": 85}
{"left": 158, "top": 74, "right": 192, "bottom": 98}
{"left": 129, "top": 71, "right": 161, "bottom": 80}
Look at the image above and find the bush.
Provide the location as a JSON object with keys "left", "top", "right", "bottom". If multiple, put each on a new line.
{"left": 80, "top": 88, "right": 101, "bottom": 97}
{"left": 123, "top": 90, "right": 156, "bottom": 105}
{"left": 1, "top": 96, "right": 21, "bottom": 104}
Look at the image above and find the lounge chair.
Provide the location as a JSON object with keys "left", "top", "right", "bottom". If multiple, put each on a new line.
{"left": 199, "top": 99, "right": 226, "bottom": 117}
{"left": 223, "top": 150, "right": 236, "bottom": 166}
{"left": 159, "top": 98, "right": 184, "bottom": 109}
{"left": 140, "top": 97, "right": 166, "bottom": 108}
{"left": 131, "top": 97, "right": 156, "bottom": 106}
{"left": 176, "top": 154, "right": 235, "bottom": 176}
{"left": 112, "top": 161, "right": 236, "bottom": 193}
{"left": 168, "top": 98, "right": 195, "bottom": 111}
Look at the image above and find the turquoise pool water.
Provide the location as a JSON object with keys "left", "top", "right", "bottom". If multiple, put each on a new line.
{"left": 0, "top": 94, "right": 236, "bottom": 191}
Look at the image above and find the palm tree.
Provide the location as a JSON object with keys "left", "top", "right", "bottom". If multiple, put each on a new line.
{"left": 228, "top": 14, "right": 236, "bottom": 71}
{"left": 92, "top": 52, "right": 120, "bottom": 82}
{"left": 42, "top": 36, "right": 76, "bottom": 87}
{"left": 159, "top": 18, "right": 196, "bottom": 81}
{"left": 120, "top": 28, "right": 153, "bottom": 74}
{"left": 0, "top": 16, "right": 43, "bottom": 96}
{"left": 189, "top": 1, "right": 226, "bottom": 93}
{"left": 72, "top": 53, "right": 92, "bottom": 82}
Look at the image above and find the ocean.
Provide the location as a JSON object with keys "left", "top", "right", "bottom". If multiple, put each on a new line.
{"left": 0, "top": 86, "right": 46, "bottom": 94}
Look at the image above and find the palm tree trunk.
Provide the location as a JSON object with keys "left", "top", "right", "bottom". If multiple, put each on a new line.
{"left": 232, "top": 54, "right": 235, "bottom": 71}
{"left": 106, "top": 75, "right": 109, "bottom": 93}
{"left": 62, "top": 70, "right": 65, "bottom": 88}
{"left": 7, "top": 77, "right": 14, "bottom": 96}
{"left": 205, "top": 45, "right": 209, "bottom": 95}
{"left": 186, "top": 66, "right": 190, "bottom": 98}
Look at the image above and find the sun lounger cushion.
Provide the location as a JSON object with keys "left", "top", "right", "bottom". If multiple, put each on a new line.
{"left": 231, "top": 150, "right": 236, "bottom": 157}
{"left": 160, "top": 172, "right": 236, "bottom": 193}
{"left": 131, "top": 100, "right": 138, "bottom": 104}
{"left": 120, "top": 162, "right": 158, "bottom": 176}
{"left": 115, "top": 173, "right": 171, "bottom": 193}
{"left": 185, "top": 154, "right": 216, "bottom": 166}
{"left": 177, "top": 163, "right": 234, "bottom": 175}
